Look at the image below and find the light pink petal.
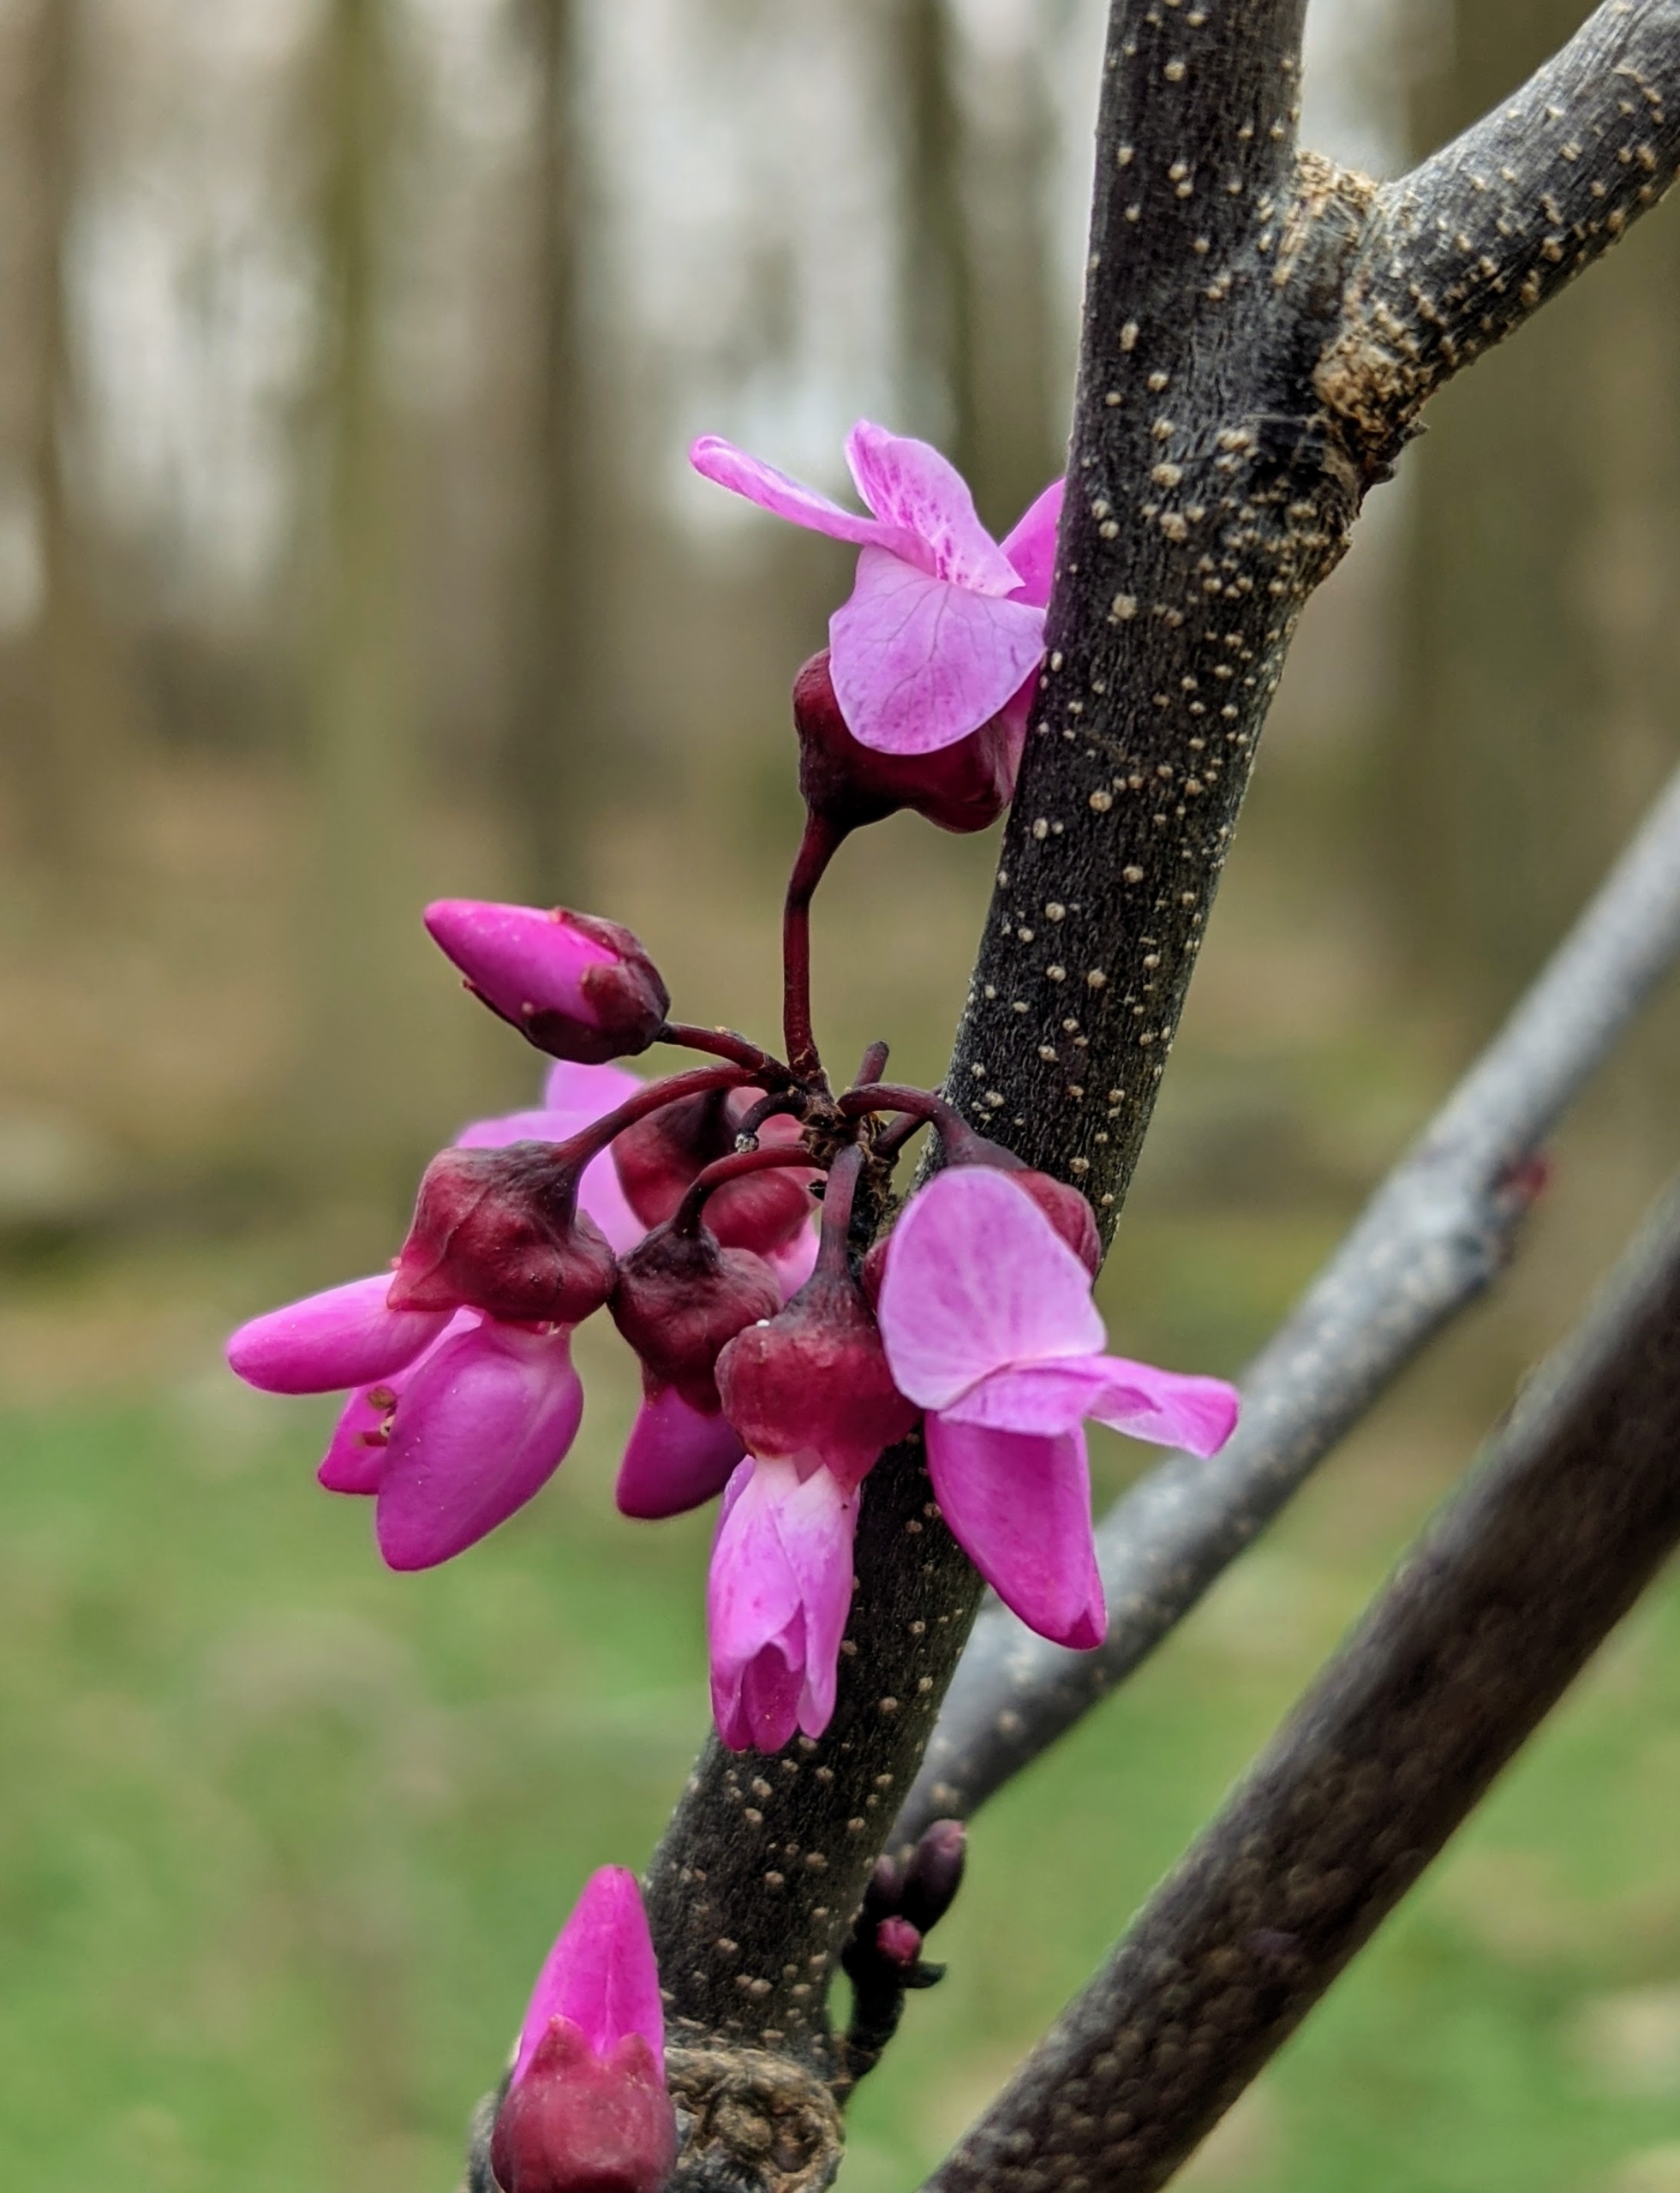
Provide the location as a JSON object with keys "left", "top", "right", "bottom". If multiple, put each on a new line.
{"left": 616, "top": 1387, "right": 744, "bottom": 1519}
{"left": 999, "top": 477, "right": 1064, "bottom": 607}
{"left": 227, "top": 1274, "right": 449, "bottom": 1396}
{"left": 690, "top": 434, "right": 924, "bottom": 564}
{"left": 878, "top": 1168, "right": 1103, "bottom": 1410}
{"left": 374, "top": 1321, "right": 583, "bottom": 1569}
{"left": 925, "top": 1418, "right": 1105, "bottom": 1650}
{"left": 830, "top": 550, "right": 1047, "bottom": 756}
{"left": 780, "top": 1471, "right": 858, "bottom": 1736}
{"left": 1086, "top": 1357, "right": 1241, "bottom": 1458}
{"left": 728, "top": 1628, "right": 805, "bottom": 1757}
{"left": 764, "top": 1220, "right": 820, "bottom": 1302}
{"left": 514, "top": 1866, "right": 665, "bottom": 2085}
{"left": 541, "top": 1060, "right": 643, "bottom": 1115}
{"left": 844, "top": 421, "right": 1018, "bottom": 593}
{"left": 939, "top": 1358, "right": 1114, "bottom": 1436}
{"left": 707, "top": 1459, "right": 857, "bottom": 1751}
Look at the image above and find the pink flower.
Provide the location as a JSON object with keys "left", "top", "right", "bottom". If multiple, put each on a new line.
{"left": 492, "top": 1867, "right": 677, "bottom": 2193}
{"left": 691, "top": 421, "right": 1061, "bottom": 756}
{"left": 877, "top": 1168, "right": 1239, "bottom": 1651}
{"left": 227, "top": 1274, "right": 451, "bottom": 1395}
{"left": 708, "top": 1456, "right": 858, "bottom": 1754}
{"left": 425, "top": 899, "right": 669, "bottom": 1065}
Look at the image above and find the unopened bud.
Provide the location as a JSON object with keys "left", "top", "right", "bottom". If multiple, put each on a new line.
{"left": 901, "top": 1818, "right": 966, "bottom": 1933}
{"left": 716, "top": 1264, "right": 917, "bottom": 1493}
{"left": 491, "top": 2022, "right": 677, "bottom": 2193}
{"left": 874, "top": 1916, "right": 923, "bottom": 1969}
{"left": 611, "top": 1222, "right": 781, "bottom": 1413}
{"left": 389, "top": 1144, "right": 617, "bottom": 1325}
{"left": 425, "top": 899, "right": 669, "bottom": 1064}
{"left": 613, "top": 1089, "right": 814, "bottom": 1257}
{"left": 793, "top": 652, "right": 1015, "bottom": 837}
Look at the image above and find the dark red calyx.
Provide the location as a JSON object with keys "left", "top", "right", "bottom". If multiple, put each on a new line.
{"left": 715, "top": 1265, "right": 917, "bottom": 1492}
{"left": 490, "top": 2021, "right": 677, "bottom": 2193}
{"left": 388, "top": 1144, "right": 617, "bottom": 1324}
{"left": 610, "top": 1222, "right": 781, "bottom": 1412}
{"left": 792, "top": 651, "right": 1014, "bottom": 837}
{"left": 613, "top": 1088, "right": 814, "bottom": 1256}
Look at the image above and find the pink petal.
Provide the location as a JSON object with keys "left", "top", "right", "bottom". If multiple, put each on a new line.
{"left": 425, "top": 899, "right": 614, "bottom": 1025}
{"left": 707, "top": 1458, "right": 857, "bottom": 1751}
{"left": 764, "top": 1220, "right": 820, "bottom": 1301}
{"left": 541, "top": 1060, "right": 643, "bottom": 1115}
{"left": 999, "top": 477, "right": 1064, "bottom": 607}
{"left": 1086, "top": 1357, "right": 1241, "bottom": 1457}
{"left": 227, "top": 1274, "right": 449, "bottom": 1396}
{"left": 514, "top": 1866, "right": 665, "bottom": 2084}
{"left": 317, "top": 1312, "right": 475, "bottom": 1494}
{"left": 877, "top": 1168, "right": 1103, "bottom": 1410}
{"left": 374, "top": 1320, "right": 583, "bottom": 1569}
{"left": 925, "top": 1418, "right": 1105, "bottom": 1650}
{"left": 616, "top": 1386, "right": 744, "bottom": 1519}
{"left": 830, "top": 549, "right": 1047, "bottom": 756}
{"left": 939, "top": 1358, "right": 1114, "bottom": 1436}
{"left": 690, "top": 434, "right": 925, "bottom": 564}
{"left": 843, "top": 421, "right": 1018, "bottom": 594}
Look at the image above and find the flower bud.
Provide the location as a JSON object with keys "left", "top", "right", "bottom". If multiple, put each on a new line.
{"left": 792, "top": 651, "right": 1015, "bottom": 837}
{"left": 613, "top": 1089, "right": 814, "bottom": 1257}
{"left": 874, "top": 1916, "right": 923, "bottom": 1969}
{"left": 611, "top": 1222, "right": 781, "bottom": 1413}
{"left": 425, "top": 899, "right": 669, "bottom": 1065}
{"left": 388, "top": 1144, "right": 617, "bottom": 1325}
{"left": 900, "top": 1818, "right": 966, "bottom": 1933}
{"left": 715, "top": 1263, "right": 917, "bottom": 1494}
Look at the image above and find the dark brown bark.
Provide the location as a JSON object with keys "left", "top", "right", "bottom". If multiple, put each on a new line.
{"left": 923, "top": 1178, "right": 1680, "bottom": 2193}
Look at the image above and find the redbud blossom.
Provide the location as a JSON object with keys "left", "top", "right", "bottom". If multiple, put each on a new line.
{"left": 792, "top": 651, "right": 1015, "bottom": 836}
{"left": 877, "top": 1168, "right": 1239, "bottom": 1650}
{"left": 691, "top": 421, "right": 1061, "bottom": 756}
{"left": 389, "top": 1144, "right": 618, "bottom": 1326}
{"left": 424, "top": 899, "right": 669, "bottom": 1065}
{"left": 226, "top": 1273, "right": 451, "bottom": 1395}
{"left": 492, "top": 1867, "right": 677, "bottom": 2193}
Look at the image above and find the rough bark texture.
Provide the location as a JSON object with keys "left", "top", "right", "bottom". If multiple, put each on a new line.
{"left": 922, "top": 1180, "right": 1680, "bottom": 2193}
{"left": 896, "top": 755, "right": 1680, "bottom": 1848}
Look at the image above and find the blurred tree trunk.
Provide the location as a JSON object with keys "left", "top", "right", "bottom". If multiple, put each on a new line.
{"left": 899, "top": 0, "right": 1061, "bottom": 535}
{"left": 296, "top": 0, "right": 428, "bottom": 1187}
{"left": 505, "top": 0, "right": 598, "bottom": 905}
{"left": 1395, "top": 0, "right": 1680, "bottom": 1014}
{"left": 12, "top": 0, "right": 140, "bottom": 881}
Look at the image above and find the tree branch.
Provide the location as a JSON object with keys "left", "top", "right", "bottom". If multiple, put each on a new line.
{"left": 924, "top": 1177, "right": 1680, "bottom": 2193}
{"left": 1319, "top": 0, "right": 1680, "bottom": 475}
{"left": 897, "top": 756, "right": 1680, "bottom": 1846}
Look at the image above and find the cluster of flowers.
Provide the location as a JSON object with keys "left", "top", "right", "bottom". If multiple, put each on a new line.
{"left": 227, "top": 424, "right": 1240, "bottom": 2190}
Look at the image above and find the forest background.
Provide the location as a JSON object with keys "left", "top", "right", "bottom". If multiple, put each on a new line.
{"left": 4, "top": 0, "right": 1680, "bottom": 2188}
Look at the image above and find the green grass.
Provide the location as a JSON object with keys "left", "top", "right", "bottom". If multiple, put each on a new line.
{"left": 6, "top": 1348, "right": 1680, "bottom": 2192}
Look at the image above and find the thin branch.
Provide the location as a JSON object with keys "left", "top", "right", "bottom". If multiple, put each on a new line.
{"left": 1319, "top": 0, "right": 1680, "bottom": 475}
{"left": 898, "top": 757, "right": 1680, "bottom": 1845}
{"left": 924, "top": 1178, "right": 1680, "bottom": 2193}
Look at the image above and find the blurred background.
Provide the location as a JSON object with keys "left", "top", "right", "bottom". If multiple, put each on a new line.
{"left": 4, "top": 0, "right": 1680, "bottom": 2186}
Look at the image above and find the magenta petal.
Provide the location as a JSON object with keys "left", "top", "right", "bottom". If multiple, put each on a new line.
{"left": 317, "top": 1312, "right": 475, "bottom": 1494}
{"left": 689, "top": 434, "right": 925, "bottom": 563}
{"left": 1087, "top": 1358, "right": 1241, "bottom": 1457}
{"left": 541, "top": 1059, "right": 643, "bottom": 1115}
{"left": 425, "top": 899, "right": 613, "bottom": 1024}
{"left": 1000, "top": 477, "right": 1065, "bottom": 607}
{"left": 374, "top": 1320, "right": 583, "bottom": 1569}
{"left": 514, "top": 1866, "right": 665, "bottom": 2085}
{"left": 939, "top": 1359, "right": 1113, "bottom": 1437}
{"left": 926, "top": 1417, "right": 1105, "bottom": 1650}
{"left": 227, "top": 1274, "right": 449, "bottom": 1396}
{"left": 843, "top": 421, "right": 1018, "bottom": 594}
{"left": 829, "top": 550, "right": 1048, "bottom": 756}
{"left": 764, "top": 1220, "right": 820, "bottom": 1302}
{"left": 616, "top": 1387, "right": 744, "bottom": 1519}
{"left": 878, "top": 1168, "right": 1103, "bottom": 1410}
{"left": 707, "top": 1459, "right": 857, "bottom": 1751}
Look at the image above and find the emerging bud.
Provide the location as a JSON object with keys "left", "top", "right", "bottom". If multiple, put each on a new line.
{"left": 610, "top": 1222, "right": 782, "bottom": 1414}
{"left": 874, "top": 1916, "right": 923, "bottom": 1969}
{"left": 491, "top": 1867, "right": 677, "bottom": 2193}
{"left": 901, "top": 1818, "right": 967, "bottom": 1933}
{"left": 425, "top": 899, "right": 670, "bottom": 1065}
{"left": 792, "top": 652, "right": 1015, "bottom": 836}
{"left": 613, "top": 1089, "right": 814, "bottom": 1257}
{"left": 715, "top": 1260, "right": 918, "bottom": 1494}
{"left": 389, "top": 1144, "right": 617, "bottom": 1326}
